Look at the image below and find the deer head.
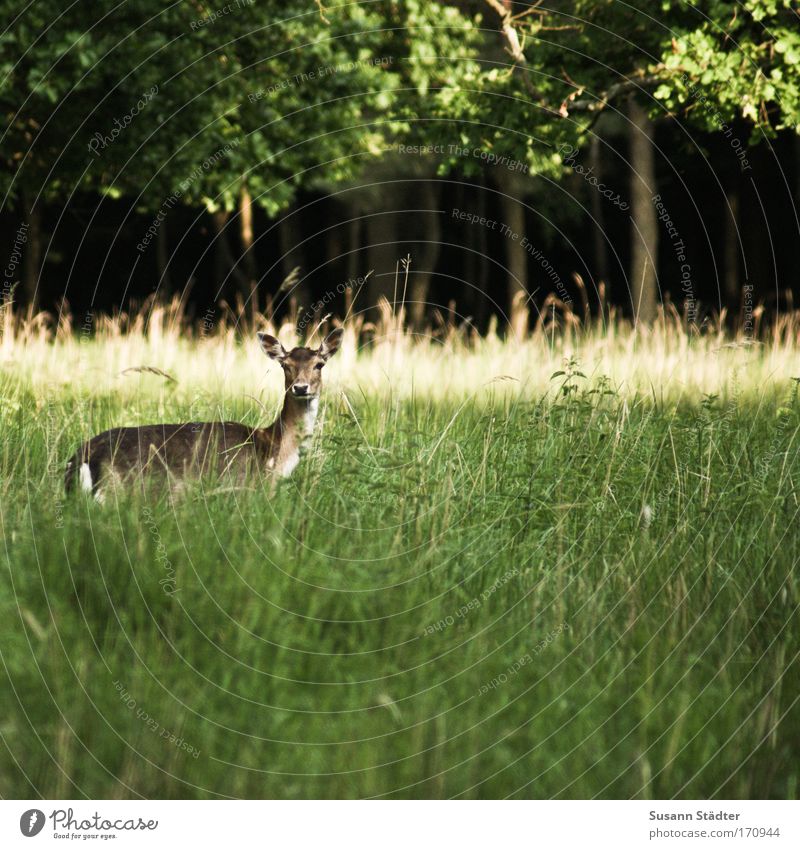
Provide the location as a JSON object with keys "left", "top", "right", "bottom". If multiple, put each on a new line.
{"left": 257, "top": 327, "right": 343, "bottom": 401}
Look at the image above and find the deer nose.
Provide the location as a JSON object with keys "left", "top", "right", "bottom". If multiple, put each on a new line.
{"left": 292, "top": 383, "right": 310, "bottom": 397}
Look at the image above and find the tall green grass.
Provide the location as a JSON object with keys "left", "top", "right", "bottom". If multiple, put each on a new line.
{"left": 0, "top": 330, "right": 798, "bottom": 798}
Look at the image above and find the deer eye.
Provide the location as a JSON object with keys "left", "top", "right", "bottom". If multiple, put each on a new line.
{"left": 314, "top": 362, "right": 324, "bottom": 370}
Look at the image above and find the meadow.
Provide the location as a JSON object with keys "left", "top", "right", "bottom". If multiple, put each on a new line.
{"left": 1, "top": 302, "right": 799, "bottom": 799}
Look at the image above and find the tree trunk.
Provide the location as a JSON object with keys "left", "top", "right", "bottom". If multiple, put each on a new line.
{"left": 627, "top": 98, "right": 658, "bottom": 325}
{"left": 240, "top": 184, "right": 257, "bottom": 314}
{"left": 209, "top": 209, "right": 248, "bottom": 299}
{"left": 496, "top": 176, "right": 528, "bottom": 339}
{"left": 723, "top": 178, "right": 741, "bottom": 316}
{"left": 795, "top": 136, "right": 800, "bottom": 295}
{"left": 325, "top": 219, "right": 343, "bottom": 293}
{"left": 408, "top": 182, "right": 442, "bottom": 330}
{"left": 589, "top": 134, "right": 609, "bottom": 287}
{"left": 20, "top": 189, "right": 42, "bottom": 310}
{"left": 471, "top": 176, "right": 490, "bottom": 332}
{"left": 315, "top": 219, "right": 343, "bottom": 335}
{"left": 366, "top": 212, "right": 399, "bottom": 309}
{"left": 345, "top": 216, "right": 362, "bottom": 319}
{"left": 156, "top": 217, "right": 170, "bottom": 294}
{"left": 278, "top": 211, "right": 308, "bottom": 315}
{"left": 796, "top": 135, "right": 800, "bottom": 227}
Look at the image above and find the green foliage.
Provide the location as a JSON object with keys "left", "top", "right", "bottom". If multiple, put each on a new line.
{"left": 656, "top": 1, "right": 800, "bottom": 137}
{"left": 0, "top": 0, "right": 481, "bottom": 215}
{"left": 467, "top": 0, "right": 800, "bottom": 172}
{"left": 4, "top": 0, "right": 797, "bottom": 214}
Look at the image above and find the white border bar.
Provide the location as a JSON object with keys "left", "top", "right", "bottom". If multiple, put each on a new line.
{"left": 3, "top": 800, "right": 798, "bottom": 848}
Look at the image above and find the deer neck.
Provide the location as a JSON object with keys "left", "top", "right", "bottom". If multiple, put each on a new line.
{"left": 271, "top": 394, "right": 319, "bottom": 476}
{"left": 280, "top": 395, "right": 319, "bottom": 438}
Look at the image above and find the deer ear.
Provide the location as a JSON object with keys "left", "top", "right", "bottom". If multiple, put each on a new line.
{"left": 318, "top": 327, "right": 343, "bottom": 361}
{"left": 257, "top": 332, "right": 287, "bottom": 361}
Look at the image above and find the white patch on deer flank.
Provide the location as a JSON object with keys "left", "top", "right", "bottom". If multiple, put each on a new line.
{"left": 79, "top": 463, "right": 93, "bottom": 493}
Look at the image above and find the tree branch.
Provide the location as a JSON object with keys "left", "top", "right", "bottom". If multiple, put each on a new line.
{"left": 562, "top": 74, "right": 662, "bottom": 116}
{"left": 483, "top": 0, "right": 537, "bottom": 96}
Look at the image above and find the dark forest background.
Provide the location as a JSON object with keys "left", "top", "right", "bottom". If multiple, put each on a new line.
{"left": 2, "top": 1, "right": 799, "bottom": 333}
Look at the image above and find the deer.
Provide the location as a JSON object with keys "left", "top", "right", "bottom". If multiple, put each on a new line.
{"left": 64, "top": 328, "right": 343, "bottom": 500}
